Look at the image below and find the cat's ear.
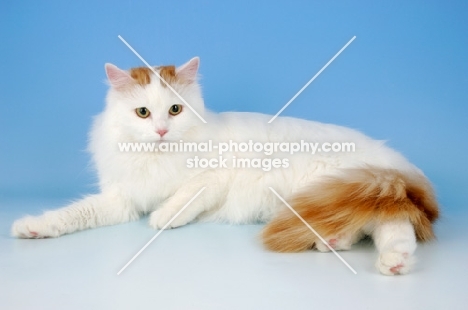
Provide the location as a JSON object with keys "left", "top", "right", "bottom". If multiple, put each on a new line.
{"left": 105, "top": 63, "right": 134, "bottom": 90}
{"left": 176, "top": 57, "right": 200, "bottom": 83}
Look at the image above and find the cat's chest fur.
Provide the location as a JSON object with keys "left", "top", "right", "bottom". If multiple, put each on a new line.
{"left": 98, "top": 148, "right": 194, "bottom": 212}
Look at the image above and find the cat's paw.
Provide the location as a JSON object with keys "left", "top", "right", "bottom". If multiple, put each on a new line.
{"left": 376, "top": 252, "right": 415, "bottom": 276}
{"left": 315, "top": 233, "right": 356, "bottom": 252}
{"left": 149, "top": 208, "right": 188, "bottom": 230}
{"left": 11, "top": 216, "right": 61, "bottom": 239}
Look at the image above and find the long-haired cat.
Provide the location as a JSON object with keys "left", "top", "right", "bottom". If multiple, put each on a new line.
{"left": 11, "top": 57, "right": 439, "bottom": 275}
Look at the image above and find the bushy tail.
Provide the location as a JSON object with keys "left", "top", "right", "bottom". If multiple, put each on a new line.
{"left": 262, "top": 167, "right": 439, "bottom": 252}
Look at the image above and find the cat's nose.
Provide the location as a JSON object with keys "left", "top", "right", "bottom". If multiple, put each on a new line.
{"left": 156, "top": 129, "right": 168, "bottom": 137}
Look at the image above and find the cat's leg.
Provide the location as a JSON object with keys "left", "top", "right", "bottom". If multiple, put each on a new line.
{"left": 12, "top": 192, "right": 139, "bottom": 238}
{"left": 149, "top": 170, "right": 229, "bottom": 230}
{"left": 315, "top": 230, "right": 364, "bottom": 252}
{"left": 372, "top": 219, "right": 417, "bottom": 275}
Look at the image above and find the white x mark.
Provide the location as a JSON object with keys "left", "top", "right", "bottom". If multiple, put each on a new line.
{"left": 269, "top": 187, "right": 357, "bottom": 274}
{"left": 268, "top": 36, "right": 356, "bottom": 123}
{"left": 118, "top": 35, "right": 207, "bottom": 124}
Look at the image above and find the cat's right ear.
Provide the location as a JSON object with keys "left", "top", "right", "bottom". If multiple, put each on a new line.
{"left": 105, "top": 63, "right": 133, "bottom": 90}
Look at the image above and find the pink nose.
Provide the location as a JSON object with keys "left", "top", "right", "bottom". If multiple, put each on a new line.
{"left": 156, "top": 129, "right": 168, "bottom": 137}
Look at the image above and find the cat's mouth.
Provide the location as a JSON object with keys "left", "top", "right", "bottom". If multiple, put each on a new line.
{"left": 153, "top": 138, "right": 176, "bottom": 144}
{"left": 140, "top": 135, "right": 171, "bottom": 143}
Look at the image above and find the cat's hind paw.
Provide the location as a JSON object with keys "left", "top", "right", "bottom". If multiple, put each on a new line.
{"left": 316, "top": 237, "right": 352, "bottom": 252}
{"left": 315, "top": 232, "right": 360, "bottom": 252}
{"left": 11, "top": 216, "right": 61, "bottom": 239}
{"left": 376, "top": 252, "right": 415, "bottom": 276}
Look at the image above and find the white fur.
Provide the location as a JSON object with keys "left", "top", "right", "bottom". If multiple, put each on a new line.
{"left": 373, "top": 220, "right": 417, "bottom": 275}
{"left": 12, "top": 57, "right": 424, "bottom": 275}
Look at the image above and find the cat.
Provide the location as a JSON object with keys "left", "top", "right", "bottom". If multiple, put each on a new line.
{"left": 11, "top": 57, "right": 439, "bottom": 276}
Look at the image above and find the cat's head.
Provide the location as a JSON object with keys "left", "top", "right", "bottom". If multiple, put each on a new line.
{"left": 104, "top": 57, "right": 205, "bottom": 142}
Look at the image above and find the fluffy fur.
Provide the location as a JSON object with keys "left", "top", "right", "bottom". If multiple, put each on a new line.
{"left": 11, "top": 57, "right": 439, "bottom": 275}
{"left": 262, "top": 167, "right": 438, "bottom": 275}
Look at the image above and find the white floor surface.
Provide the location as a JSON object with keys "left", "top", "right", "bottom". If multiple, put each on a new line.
{"left": 1, "top": 198, "right": 467, "bottom": 310}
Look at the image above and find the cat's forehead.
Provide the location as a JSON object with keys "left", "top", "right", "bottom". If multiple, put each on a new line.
{"left": 129, "top": 66, "right": 177, "bottom": 87}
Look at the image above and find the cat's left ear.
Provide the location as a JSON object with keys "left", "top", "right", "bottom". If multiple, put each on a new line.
{"left": 176, "top": 57, "right": 200, "bottom": 83}
{"left": 105, "top": 63, "right": 134, "bottom": 90}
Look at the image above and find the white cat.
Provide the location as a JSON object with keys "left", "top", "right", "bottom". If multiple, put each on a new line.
{"left": 11, "top": 57, "right": 439, "bottom": 275}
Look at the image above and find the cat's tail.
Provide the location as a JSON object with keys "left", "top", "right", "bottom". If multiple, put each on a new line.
{"left": 262, "top": 167, "right": 439, "bottom": 252}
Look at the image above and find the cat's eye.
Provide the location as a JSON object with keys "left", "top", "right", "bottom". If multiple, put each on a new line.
{"left": 169, "top": 104, "right": 183, "bottom": 116}
{"left": 136, "top": 107, "right": 151, "bottom": 118}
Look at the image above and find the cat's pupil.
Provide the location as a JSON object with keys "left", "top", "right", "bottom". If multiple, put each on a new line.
{"left": 135, "top": 107, "right": 150, "bottom": 119}
{"left": 171, "top": 105, "right": 179, "bottom": 113}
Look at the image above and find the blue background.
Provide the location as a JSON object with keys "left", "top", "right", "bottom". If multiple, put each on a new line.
{"left": 1, "top": 0, "right": 467, "bottom": 215}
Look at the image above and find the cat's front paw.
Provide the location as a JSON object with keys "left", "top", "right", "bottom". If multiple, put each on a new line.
{"left": 376, "top": 252, "right": 415, "bottom": 276}
{"left": 149, "top": 208, "right": 188, "bottom": 230}
{"left": 11, "top": 215, "right": 61, "bottom": 239}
